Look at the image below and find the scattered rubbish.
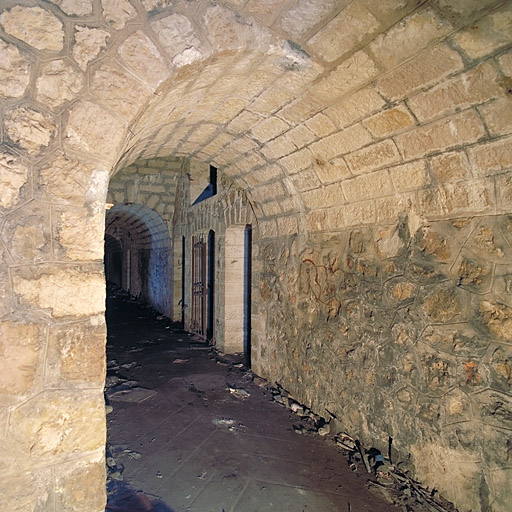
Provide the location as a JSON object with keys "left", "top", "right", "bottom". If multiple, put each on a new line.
{"left": 156, "top": 315, "right": 164, "bottom": 320}
{"left": 173, "top": 358, "right": 189, "bottom": 364}
{"left": 156, "top": 471, "right": 163, "bottom": 478}
{"left": 108, "top": 387, "right": 156, "bottom": 403}
{"left": 106, "top": 405, "right": 113, "bottom": 414}
{"left": 121, "top": 362, "right": 138, "bottom": 369}
{"left": 212, "top": 417, "right": 235, "bottom": 427}
{"left": 226, "top": 384, "right": 250, "bottom": 400}
{"left": 197, "top": 470, "right": 207, "bottom": 480}
{"left": 253, "top": 376, "right": 268, "bottom": 388}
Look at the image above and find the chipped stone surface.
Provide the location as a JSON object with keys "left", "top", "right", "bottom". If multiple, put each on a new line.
{"left": 307, "top": 2, "right": 380, "bottom": 62}
{"left": 53, "top": 207, "right": 105, "bottom": 260}
{"left": 55, "top": 456, "right": 106, "bottom": 511}
{"left": 151, "top": 14, "right": 204, "bottom": 64}
{"left": 278, "top": 0, "right": 338, "bottom": 39}
{"left": 38, "top": 152, "right": 97, "bottom": 205}
{"left": 46, "top": 319, "right": 106, "bottom": 387}
{"left": 2, "top": 202, "right": 52, "bottom": 263}
{"left": 480, "top": 301, "right": 512, "bottom": 342}
{"left": 118, "top": 30, "right": 168, "bottom": 88}
{"left": 90, "top": 61, "right": 148, "bottom": 121}
{"left": 0, "top": 317, "right": 44, "bottom": 395}
{"left": 73, "top": 26, "right": 110, "bottom": 71}
{"left": 0, "top": 151, "right": 29, "bottom": 209}
{"left": 0, "top": 39, "right": 30, "bottom": 98}
{"left": 12, "top": 266, "right": 106, "bottom": 317}
{"left": 52, "top": 0, "right": 93, "bottom": 16}
{"left": 65, "top": 100, "right": 124, "bottom": 161}
{"left": 370, "top": 8, "right": 452, "bottom": 70}
{"left": 4, "top": 107, "right": 56, "bottom": 153}
{"left": 36, "top": 60, "right": 84, "bottom": 109}
{"left": 8, "top": 390, "right": 105, "bottom": 460}
{"left": 0, "top": 6, "right": 64, "bottom": 51}
{"left": 101, "top": 0, "right": 137, "bottom": 30}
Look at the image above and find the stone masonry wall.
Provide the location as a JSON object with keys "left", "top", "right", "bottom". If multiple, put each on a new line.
{"left": 256, "top": 214, "right": 512, "bottom": 512}
{"left": 1, "top": 0, "right": 511, "bottom": 511}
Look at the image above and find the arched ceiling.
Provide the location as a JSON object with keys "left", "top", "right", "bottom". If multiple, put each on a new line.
{"left": 1, "top": 0, "right": 510, "bottom": 230}
{"left": 105, "top": 203, "right": 171, "bottom": 250}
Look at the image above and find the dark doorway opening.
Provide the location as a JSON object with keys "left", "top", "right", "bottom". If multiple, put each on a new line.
{"left": 244, "top": 224, "right": 252, "bottom": 367}
{"left": 207, "top": 230, "right": 215, "bottom": 341}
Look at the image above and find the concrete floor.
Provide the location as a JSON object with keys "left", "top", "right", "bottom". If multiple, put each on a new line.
{"left": 105, "top": 288, "right": 400, "bottom": 512}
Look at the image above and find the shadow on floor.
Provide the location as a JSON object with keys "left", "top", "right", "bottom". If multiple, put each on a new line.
{"left": 107, "top": 481, "right": 176, "bottom": 512}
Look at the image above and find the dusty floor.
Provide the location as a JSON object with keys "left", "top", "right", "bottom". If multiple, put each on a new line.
{"left": 104, "top": 288, "right": 401, "bottom": 512}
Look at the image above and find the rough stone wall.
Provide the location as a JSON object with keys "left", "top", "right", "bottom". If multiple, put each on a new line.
{"left": 256, "top": 215, "right": 512, "bottom": 512}
{"left": 0, "top": 0, "right": 511, "bottom": 510}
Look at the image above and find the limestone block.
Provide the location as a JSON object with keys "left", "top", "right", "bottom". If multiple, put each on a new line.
{"left": 90, "top": 61, "right": 147, "bottom": 121}
{"left": 429, "top": 151, "right": 471, "bottom": 184}
{"left": 36, "top": 60, "right": 83, "bottom": 110}
{"left": 0, "top": 6, "right": 64, "bottom": 51}
{"left": 0, "top": 469, "right": 54, "bottom": 511}
{"left": 369, "top": 8, "right": 451, "bottom": 71}
{"left": 12, "top": 266, "right": 105, "bottom": 318}
{"left": 151, "top": 14, "right": 204, "bottom": 66}
{"left": 345, "top": 139, "right": 401, "bottom": 175}
{"left": 101, "top": 0, "right": 137, "bottom": 30}
{"left": 53, "top": 0, "right": 93, "bottom": 16}
{"left": 4, "top": 107, "right": 56, "bottom": 154}
{"left": 488, "top": 345, "right": 512, "bottom": 393}
{"left": 290, "top": 168, "right": 320, "bottom": 192}
{"left": 227, "top": 111, "right": 262, "bottom": 135}
{"left": 278, "top": 0, "right": 338, "bottom": 38}
{"left": 496, "top": 173, "right": 512, "bottom": 213}
{"left": 2, "top": 203, "right": 52, "bottom": 263}
{"left": 307, "top": 2, "right": 380, "bottom": 62}
{"left": 251, "top": 117, "right": 290, "bottom": 143}
{"left": 389, "top": 160, "right": 430, "bottom": 192}
{"left": 418, "top": 179, "right": 494, "bottom": 217}
{"left": 0, "top": 151, "right": 29, "bottom": 209}
{"left": 498, "top": 51, "right": 512, "bottom": 76}
{"left": 38, "top": 152, "right": 96, "bottom": 204}
{"left": 479, "top": 301, "right": 512, "bottom": 342}
{"left": 0, "top": 317, "right": 44, "bottom": 395}
{"left": 453, "top": 4, "right": 512, "bottom": 60}
{"left": 343, "top": 169, "right": 394, "bottom": 201}
{"left": 408, "top": 62, "right": 503, "bottom": 123}
{"left": 0, "top": 39, "right": 30, "bottom": 98}
{"left": 305, "top": 113, "right": 336, "bottom": 138}
{"left": 249, "top": 87, "right": 294, "bottom": 116}
{"left": 278, "top": 148, "right": 312, "bottom": 174}
{"left": 65, "top": 100, "right": 124, "bottom": 161}
{"left": 422, "top": 286, "right": 464, "bottom": 323}
{"left": 469, "top": 136, "right": 512, "bottom": 177}
{"left": 479, "top": 97, "right": 512, "bottom": 137}
{"left": 277, "top": 93, "right": 324, "bottom": 125}
{"left": 363, "top": 104, "right": 415, "bottom": 137}
{"left": 46, "top": 319, "right": 105, "bottom": 387}
{"left": 53, "top": 207, "right": 105, "bottom": 260}
{"left": 313, "top": 157, "right": 351, "bottom": 184}
{"left": 340, "top": 199, "right": 376, "bottom": 226}
{"left": 375, "top": 44, "right": 463, "bottom": 101}
{"left": 260, "top": 134, "right": 296, "bottom": 160}
{"left": 310, "top": 124, "right": 373, "bottom": 162}
{"left": 73, "top": 26, "right": 110, "bottom": 71}
{"left": 118, "top": 31, "right": 169, "bottom": 88}
{"left": 375, "top": 192, "right": 415, "bottom": 224}
{"left": 311, "top": 51, "right": 379, "bottom": 102}
{"left": 394, "top": 110, "right": 485, "bottom": 160}
{"left": 8, "top": 390, "right": 105, "bottom": 462}
{"left": 490, "top": 467, "right": 512, "bottom": 512}
{"left": 302, "top": 183, "right": 344, "bottom": 210}
{"left": 55, "top": 455, "right": 106, "bottom": 512}
{"left": 325, "top": 87, "right": 386, "bottom": 129}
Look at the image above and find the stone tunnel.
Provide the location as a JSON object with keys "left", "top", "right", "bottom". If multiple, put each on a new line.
{"left": 0, "top": 0, "right": 511, "bottom": 510}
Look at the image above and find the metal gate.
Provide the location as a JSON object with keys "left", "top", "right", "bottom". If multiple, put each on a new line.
{"left": 191, "top": 235, "right": 207, "bottom": 338}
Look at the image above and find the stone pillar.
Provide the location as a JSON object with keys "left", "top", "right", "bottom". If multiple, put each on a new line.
{"left": 0, "top": 151, "right": 109, "bottom": 511}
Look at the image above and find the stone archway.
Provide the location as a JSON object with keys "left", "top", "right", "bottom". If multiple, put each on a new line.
{"left": 1, "top": 1, "right": 512, "bottom": 511}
